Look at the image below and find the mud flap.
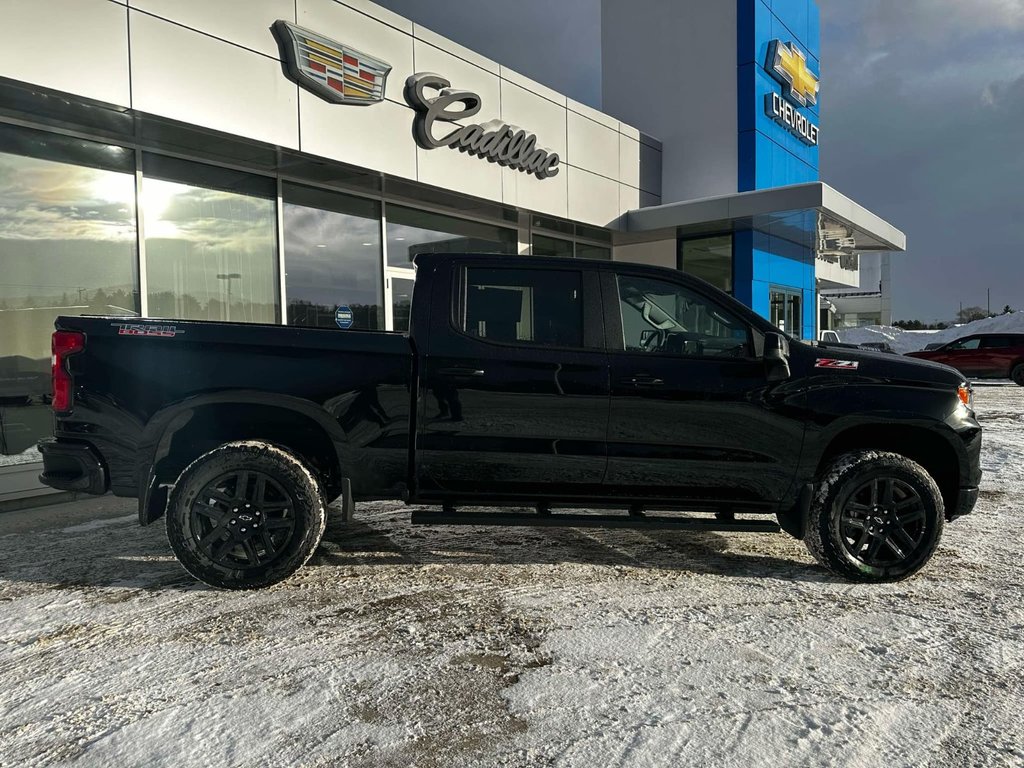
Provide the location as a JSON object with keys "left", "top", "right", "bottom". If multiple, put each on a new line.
{"left": 777, "top": 483, "right": 813, "bottom": 539}
{"left": 139, "top": 469, "right": 169, "bottom": 526}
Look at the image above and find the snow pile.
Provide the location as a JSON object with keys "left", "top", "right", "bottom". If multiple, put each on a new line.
{"left": 838, "top": 312, "right": 1024, "bottom": 354}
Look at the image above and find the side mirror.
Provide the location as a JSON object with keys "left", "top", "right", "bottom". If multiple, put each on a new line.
{"left": 764, "top": 332, "right": 791, "bottom": 382}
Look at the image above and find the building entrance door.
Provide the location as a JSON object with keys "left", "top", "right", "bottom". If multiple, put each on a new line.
{"left": 770, "top": 288, "right": 802, "bottom": 337}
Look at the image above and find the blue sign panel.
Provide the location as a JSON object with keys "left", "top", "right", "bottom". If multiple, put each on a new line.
{"left": 335, "top": 305, "right": 354, "bottom": 329}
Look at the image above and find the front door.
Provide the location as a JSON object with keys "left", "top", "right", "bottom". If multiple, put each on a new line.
{"left": 604, "top": 271, "right": 804, "bottom": 506}
{"left": 416, "top": 262, "right": 608, "bottom": 498}
{"left": 934, "top": 336, "right": 984, "bottom": 376}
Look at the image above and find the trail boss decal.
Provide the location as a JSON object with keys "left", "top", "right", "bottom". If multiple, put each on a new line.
{"left": 112, "top": 323, "right": 183, "bottom": 338}
{"left": 815, "top": 358, "right": 859, "bottom": 370}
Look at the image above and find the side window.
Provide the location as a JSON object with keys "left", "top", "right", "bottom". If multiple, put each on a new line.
{"left": 980, "top": 336, "right": 1011, "bottom": 349}
{"left": 616, "top": 274, "right": 750, "bottom": 357}
{"left": 463, "top": 267, "right": 583, "bottom": 348}
{"left": 946, "top": 337, "right": 981, "bottom": 351}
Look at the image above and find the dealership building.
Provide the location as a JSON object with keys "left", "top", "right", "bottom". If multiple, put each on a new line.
{"left": 0, "top": 0, "right": 905, "bottom": 502}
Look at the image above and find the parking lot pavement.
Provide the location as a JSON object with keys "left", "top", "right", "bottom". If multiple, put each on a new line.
{"left": 2, "top": 385, "right": 1023, "bottom": 767}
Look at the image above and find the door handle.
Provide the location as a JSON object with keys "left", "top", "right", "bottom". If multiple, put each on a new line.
{"left": 438, "top": 367, "right": 486, "bottom": 378}
{"left": 619, "top": 374, "right": 664, "bottom": 388}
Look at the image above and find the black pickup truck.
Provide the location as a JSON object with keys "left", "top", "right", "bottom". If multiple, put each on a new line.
{"left": 39, "top": 254, "right": 982, "bottom": 589}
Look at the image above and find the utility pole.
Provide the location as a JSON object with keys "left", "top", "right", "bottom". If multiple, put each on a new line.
{"left": 988, "top": 288, "right": 991, "bottom": 316}
{"left": 959, "top": 301, "right": 962, "bottom": 324}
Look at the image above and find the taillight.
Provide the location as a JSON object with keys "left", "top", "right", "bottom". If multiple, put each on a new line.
{"left": 52, "top": 330, "right": 85, "bottom": 413}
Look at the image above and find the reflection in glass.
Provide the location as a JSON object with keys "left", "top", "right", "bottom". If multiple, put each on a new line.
{"left": 533, "top": 235, "right": 574, "bottom": 258}
{"left": 386, "top": 205, "right": 516, "bottom": 268}
{"left": 390, "top": 277, "right": 415, "bottom": 333}
{"left": 680, "top": 234, "right": 733, "bottom": 293}
{"left": 575, "top": 243, "right": 611, "bottom": 261}
{"left": 283, "top": 184, "right": 383, "bottom": 331}
{"left": 144, "top": 175, "right": 278, "bottom": 323}
{"left": 0, "top": 145, "right": 137, "bottom": 463}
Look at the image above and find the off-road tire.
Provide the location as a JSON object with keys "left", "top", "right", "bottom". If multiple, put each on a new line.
{"left": 805, "top": 451, "right": 944, "bottom": 582}
{"left": 1011, "top": 364, "right": 1024, "bottom": 387}
{"left": 166, "top": 441, "right": 326, "bottom": 589}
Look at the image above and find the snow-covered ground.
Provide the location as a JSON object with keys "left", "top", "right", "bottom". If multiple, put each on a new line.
{"left": 837, "top": 312, "right": 1024, "bottom": 354}
{"left": 0, "top": 446, "right": 41, "bottom": 468}
{"left": 1, "top": 386, "right": 1023, "bottom": 767}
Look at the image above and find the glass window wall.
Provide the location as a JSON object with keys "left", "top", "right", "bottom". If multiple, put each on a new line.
{"left": 386, "top": 205, "right": 517, "bottom": 268}
{"left": 0, "top": 128, "right": 137, "bottom": 464}
{"left": 283, "top": 183, "right": 383, "bottom": 331}
{"left": 143, "top": 157, "right": 278, "bottom": 324}
{"left": 680, "top": 234, "right": 733, "bottom": 293}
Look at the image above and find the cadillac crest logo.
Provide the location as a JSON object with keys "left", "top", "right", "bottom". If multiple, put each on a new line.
{"left": 272, "top": 20, "right": 391, "bottom": 105}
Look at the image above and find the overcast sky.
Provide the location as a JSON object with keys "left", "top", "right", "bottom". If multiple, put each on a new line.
{"left": 816, "top": 0, "right": 1024, "bottom": 321}
{"left": 377, "top": 0, "right": 1022, "bottom": 322}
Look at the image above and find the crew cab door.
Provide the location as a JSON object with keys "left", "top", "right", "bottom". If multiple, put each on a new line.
{"left": 601, "top": 270, "right": 804, "bottom": 506}
{"left": 415, "top": 260, "right": 608, "bottom": 498}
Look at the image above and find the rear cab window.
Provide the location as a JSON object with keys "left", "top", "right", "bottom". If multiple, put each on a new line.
{"left": 462, "top": 267, "right": 583, "bottom": 348}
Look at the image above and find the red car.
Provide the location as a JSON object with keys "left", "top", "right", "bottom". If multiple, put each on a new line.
{"left": 907, "top": 333, "right": 1024, "bottom": 385}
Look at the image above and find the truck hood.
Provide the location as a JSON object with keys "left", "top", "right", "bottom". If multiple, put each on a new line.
{"left": 795, "top": 343, "right": 966, "bottom": 389}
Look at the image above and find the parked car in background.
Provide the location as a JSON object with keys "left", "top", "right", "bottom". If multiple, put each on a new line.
{"left": 906, "top": 334, "right": 1024, "bottom": 385}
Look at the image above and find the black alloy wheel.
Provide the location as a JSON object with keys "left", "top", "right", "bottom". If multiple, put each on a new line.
{"left": 804, "top": 451, "right": 944, "bottom": 582}
{"left": 837, "top": 477, "right": 927, "bottom": 568}
{"left": 189, "top": 470, "right": 296, "bottom": 570}
{"left": 1012, "top": 364, "right": 1024, "bottom": 387}
{"left": 166, "top": 441, "right": 327, "bottom": 589}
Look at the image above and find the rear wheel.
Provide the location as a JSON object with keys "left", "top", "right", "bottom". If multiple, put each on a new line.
{"left": 166, "top": 441, "right": 326, "bottom": 589}
{"left": 1011, "top": 364, "right": 1024, "bottom": 387}
{"left": 804, "top": 451, "right": 944, "bottom": 582}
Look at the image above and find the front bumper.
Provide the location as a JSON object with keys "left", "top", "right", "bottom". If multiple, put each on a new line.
{"left": 38, "top": 438, "right": 108, "bottom": 495}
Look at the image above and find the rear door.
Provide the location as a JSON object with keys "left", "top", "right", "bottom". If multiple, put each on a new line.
{"left": 416, "top": 260, "right": 608, "bottom": 498}
{"left": 978, "top": 335, "right": 1017, "bottom": 377}
{"left": 602, "top": 270, "right": 804, "bottom": 506}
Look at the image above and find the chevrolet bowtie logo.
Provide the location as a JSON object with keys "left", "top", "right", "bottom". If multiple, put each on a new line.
{"left": 767, "top": 40, "right": 819, "bottom": 108}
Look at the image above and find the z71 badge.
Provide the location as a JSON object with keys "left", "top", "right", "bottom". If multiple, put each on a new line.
{"left": 815, "top": 358, "right": 859, "bottom": 370}
{"left": 111, "top": 323, "right": 183, "bottom": 338}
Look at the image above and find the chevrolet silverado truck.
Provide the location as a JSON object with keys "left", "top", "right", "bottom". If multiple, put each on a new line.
{"left": 39, "top": 254, "right": 982, "bottom": 589}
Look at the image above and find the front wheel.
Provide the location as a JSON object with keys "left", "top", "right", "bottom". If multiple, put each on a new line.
{"left": 804, "top": 451, "right": 944, "bottom": 582}
{"left": 166, "top": 441, "right": 326, "bottom": 589}
{"left": 1011, "top": 364, "right": 1024, "bottom": 387}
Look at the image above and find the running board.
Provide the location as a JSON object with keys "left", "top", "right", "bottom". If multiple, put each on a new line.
{"left": 410, "top": 509, "right": 781, "bottom": 533}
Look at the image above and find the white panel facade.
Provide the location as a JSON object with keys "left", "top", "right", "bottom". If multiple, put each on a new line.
{"left": 502, "top": 166, "right": 569, "bottom": 220}
{"left": 568, "top": 167, "right": 621, "bottom": 228}
{"left": 498, "top": 80, "right": 568, "bottom": 161}
{"left": 299, "top": 92, "right": 416, "bottom": 180}
{"left": 0, "top": 0, "right": 649, "bottom": 230}
{"left": 128, "top": 0, "right": 295, "bottom": 58}
{"left": 130, "top": 11, "right": 298, "bottom": 148}
{"left": 417, "top": 142, "right": 503, "bottom": 202}
{"left": 0, "top": 0, "right": 129, "bottom": 107}
{"left": 566, "top": 110, "right": 620, "bottom": 182}
{"left": 130, "top": 11, "right": 299, "bottom": 148}
{"left": 619, "top": 135, "right": 641, "bottom": 190}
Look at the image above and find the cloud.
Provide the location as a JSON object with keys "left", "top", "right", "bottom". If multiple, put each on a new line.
{"left": 817, "top": 0, "right": 1024, "bottom": 320}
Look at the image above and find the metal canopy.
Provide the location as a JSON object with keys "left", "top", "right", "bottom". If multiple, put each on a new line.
{"left": 625, "top": 182, "right": 906, "bottom": 254}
